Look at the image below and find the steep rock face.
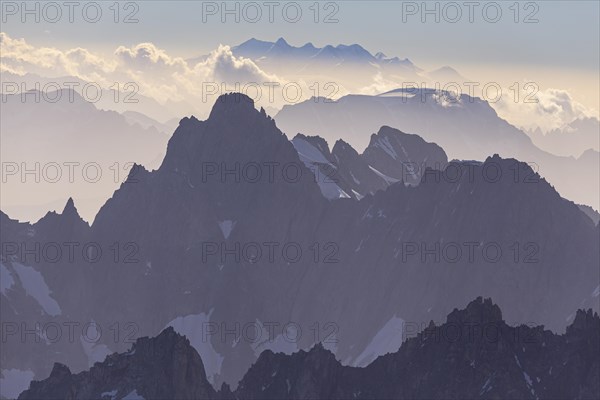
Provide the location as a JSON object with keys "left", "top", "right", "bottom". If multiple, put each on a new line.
{"left": 330, "top": 139, "right": 388, "bottom": 196}
{"left": 577, "top": 204, "right": 600, "bottom": 225}
{"left": 2, "top": 94, "right": 598, "bottom": 390}
{"left": 18, "top": 327, "right": 217, "bottom": 400}
{"left": 20, "top": 299, "right": 599, "bottom": 400}
{"left": 235, "top": 344, "right": 351, "bottom": 400}
{"left": 235, "top": 298, "right": 600, "bottom": 400}
{"left": 275, "top": 90, "right": 599, "bottom": 208}
{"left": 291, "top": 125, "right": 448, "bottom": 200}
{"left": 362, "top": 125, "right": 448, "bottom": 186}
{"left": 32, "top": 198, "right": 89, "bottom": 241}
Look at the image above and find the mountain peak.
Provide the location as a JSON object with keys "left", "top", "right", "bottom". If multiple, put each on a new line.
{"left": 208, "top": 92, "right": 256, "bottom": 119}
{"left": 49, "top": 362, "right": 71, "bottom": 379}
{"left": 62, "top": 197, "right": 77, "bottom": 215}
{"left": 568, "top": 309, "right": 600, "bottom": 334}
{"left": 275, "top": 37, "right": 290, "bottom": 47}
{"left": 446, "top": 297, "right": 503, "bottom": 325}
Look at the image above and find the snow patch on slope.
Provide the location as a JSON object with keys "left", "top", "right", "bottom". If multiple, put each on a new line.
{"left": 218, "top": 220, "right": 236, "bottom": 239}
{"left": 353, "top": 316, "right": 405, "bottom": 367}
{"left": 0, "top": 262, "right": 15, "bottom": 294}
{"left": 375, "top": 135, "right": 398, "bottom": 160}
{"left": 166, "top": 312, "right": 224, "bottom": 385}
{"left": 80, "top": 322, "right": 112, "bottom": 367}
{"left": 0, "top": 369, "right": 35, "bottom": 399}
{"left": 251, "top": 319, "right": 300, "bottom": 357}
{"left": 123, "top": 390, "right": 145, "bottom": 399}
{"left": 291, "top": 137, "right": 332, "bottom": 165}
{"left": 292, "top": 138, "right": 350, "bottom": 200}
{"left": 12, "top": 262, "right": 61, "bottom": 316}
{"left": 368, "top": 165, "right": 399, "bottom": 185}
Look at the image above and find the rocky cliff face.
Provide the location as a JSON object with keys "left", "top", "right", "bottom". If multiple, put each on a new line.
{"left": 235, "top": 298, "right": 600, "bottom": 399}
{"left": 18, "top": 327, "right": 217, "bottom": 400}
{"left": 275, "top": 90, "right": 600, "bottom": 208}
{"left": 291, "top": 125, "right": 448, "bottom": 200}
{"left": 19, "top": 298, "right": 600, "bottom": 400}
{"left": 2, "top": 94, "right": 598, "bottom": 391}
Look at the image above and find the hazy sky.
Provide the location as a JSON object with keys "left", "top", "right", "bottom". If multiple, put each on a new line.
{"left": 2, "top": 0, "right": 599, "bottom": 110}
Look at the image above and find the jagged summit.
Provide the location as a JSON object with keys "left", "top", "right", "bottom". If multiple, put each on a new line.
{"left": 19, "top": 325, "right": 216, "bottom": 400}
{"left": 17, "top": 298, "right": 600, "bottom": 399}
{"left": 293, "top": 133, "right": 332, "bottom": 157}
{"left": 568, "top": 308, "right": 600, "bottom": 334}
{"left": 61, "top": 197, "right": 77, "bottom": 216}
{"left": 48, "top": 362, "right": 71, "bottom": 379}
{"left": 331, "top": 138, "right": 354, "bottom": 152}
{"left": 33, "top": 197, "right": 87, "bottom": 231}
{"left": 446, "top": 297, "right": 503, "bottom": 324}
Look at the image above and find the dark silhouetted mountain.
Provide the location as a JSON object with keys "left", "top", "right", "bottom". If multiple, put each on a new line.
{"left": 236, "top": 298, "right": 600, "bottom": 399}
{"left": 362, "top": 125, "right": 448, "bottom": 185}
{"left": 18, "top": 327, "right": 217, "bottom": 400}
{"left": 275, "top": 90, "right": 599, "bottom": 208}
{"left": 2, "top": 94, "right": 598, "bottom": 392}
{"left": 578, "top": 204, "right": 600, "bottom": 225}
{"left": 19, "top": 298, "right": 600, "bottom": 400}
{"left": 291, "top": 125, "right": 448, "bottom": 199}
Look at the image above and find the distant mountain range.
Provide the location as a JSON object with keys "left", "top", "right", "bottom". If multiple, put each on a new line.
{"left": 528, "top": 117, "right": 600, "bottom": 158}
{"left": 2, "top": 94, "right": 598, "bottom": 395}
{"left": 275, "top": 89, "right": 600, "bottom": 208}
{"left": 190, "top": 37, "right": 420, "bottom": 73}
{"left": 0, "top": 89, "right": 170, "bottom": 222}
{"left": 187, "top": 38, "right": 464, "bottom": 101}
{"left": 17, "top": 298, "right": 600, "bottom": 399}
{"left": 1, "top": 71, "right": 196, "bottom": 123}
{"left": 232, "top": 37, "right": 420, "bottom": 79}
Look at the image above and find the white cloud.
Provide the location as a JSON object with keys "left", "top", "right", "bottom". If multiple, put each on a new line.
{"left": 4, "top": 32, "right": 595, "bottom": 134}
{"left": 358, "top": 72, "right": 399, "bottom": 95}
{"left": 0, "top": 32, "right": 116, "bottom": 82}
{"left": 0, "top": 33, "right": 285, "bottom": 108}
{"left": 494, "top": 85, "right": 596, "bottom": 133}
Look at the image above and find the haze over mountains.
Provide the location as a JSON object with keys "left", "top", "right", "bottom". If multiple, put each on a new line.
{"left": 2, "top": 94, "right": 598, "bottom": 397}
{"left": 2, "top": 5, "right": 600, "bottom": 400}
{"left": 2, "top": 86, "right": 598, "bottom": 222}
{"left": 3, "top": 35, "right": 597, "bottom": 222}
{"left": 188, "top": 37, "right": 425, "bottom": 95}
{"left": 276, "top": 89, "right": 600, "bottom": 209}
{"left": 4, "top": 33, "right": 596, "bottom": 139}
{"left": 528, "top": 116, "right": 600, "bottom": 157}
{"left": 0, "top": 89, "right": 170, "bottom": 222}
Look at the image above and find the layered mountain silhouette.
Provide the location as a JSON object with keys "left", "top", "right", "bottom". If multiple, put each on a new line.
{"left": 275, "top": 89, "right": 600, "bottom": 208}
{"left": 18, "top": 298, "right": 600, "bottom": 399}
{"left": 528, "top": 116, "right": 600, "bottom": 158}
{"left": 1, "top": 94, "right": 598, "bottom": 394}
{"left": 189, "top": 38, "right": 421, "bottom": 77}
{"left": 291, "top": 126, "right": 448, "bottom": 199}
{"left": 1, "top": 71, "right": 194, "bottom": 123}
{"left": 1, "top": 89, "right": 170, "bottom": 222}
{"left": 187, "top": 38, "right": 461, "bottom": 103}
